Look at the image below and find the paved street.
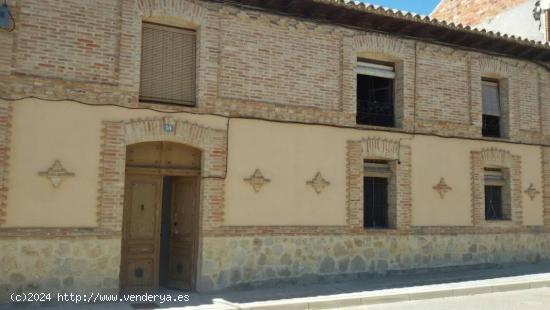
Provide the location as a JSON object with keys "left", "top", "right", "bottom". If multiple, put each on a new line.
{"left": 2, "top": 263, "right": 550, "bottom": 309}
{"left": 342, "top": 287, "right": 550, "bottom": 310}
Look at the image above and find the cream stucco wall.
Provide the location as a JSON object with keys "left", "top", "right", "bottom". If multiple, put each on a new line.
{"left": 223, "top": 119, "right": 544, "bottom": 227}
{"left": 411, "top": 135, "right": 543, "bottom": 226}
{"left": 224, "top": 120, "right": 349, "bottom": 226}
{"left": 5, "top": 99, "right": 226, "bottom": 227}
{"left": 4, "top": 99, "right": 544, "bottom": 227}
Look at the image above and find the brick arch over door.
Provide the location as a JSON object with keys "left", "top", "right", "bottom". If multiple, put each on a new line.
{"left": 96, "top": 117, "right": 227, "bottom": 233}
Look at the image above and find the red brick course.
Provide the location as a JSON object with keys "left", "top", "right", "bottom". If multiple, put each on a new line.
{"left": 432, "top": 0, "right": 527, "bottom": 26}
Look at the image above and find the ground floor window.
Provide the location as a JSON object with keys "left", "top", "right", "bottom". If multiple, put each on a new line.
{"left": 363, "top": 160, "right": 392, "bottom": 229}
{"left": 363, "top": 176, "right": 389, "bottom": 228}
{"left": 484, "top": 185, "right": 503, "bottom": 220}
{"left": 484, "top": 168, "right": 509, "bottom": 221}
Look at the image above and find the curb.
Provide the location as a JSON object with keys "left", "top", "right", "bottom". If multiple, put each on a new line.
{"left": 207, "top": 277, "right": 550, "bottom": 310}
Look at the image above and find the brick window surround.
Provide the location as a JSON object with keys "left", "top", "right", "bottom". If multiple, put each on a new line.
{"left": 347, "top": 137, "right": 412, "bottom": 232}
{"left": 477, "top": 58, "right": 515, "bottom": 139}
{"left": 0, "top": 102, "right": 12, "bottom": 226}
{"left": 352, "top": 33, "right": 415, "bottom": 130}
{"left": 471, "top": 147, "right": 522, "bottom": 227}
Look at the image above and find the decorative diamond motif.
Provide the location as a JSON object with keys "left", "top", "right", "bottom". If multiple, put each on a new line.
{"left": 307, "top": 172, "right": 330, "bottom": 194}
{"left": 38, "top": 160, "right": 75, "bottom": 188}
{"left": 244, "top": 169, "right": 270, "bottom": 193}
{"left": 433, "top": 178, "right": 452, "bottom": 199}
{"left": 524, "top": 183, "right": 540, "bottom": 201}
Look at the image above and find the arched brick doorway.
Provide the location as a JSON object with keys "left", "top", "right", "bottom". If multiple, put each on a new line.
{"left": 120, "top": 141, "right": 201, "bottom": 292}
{"left": 96, "top": 117, "right": 227, "bottom": 292}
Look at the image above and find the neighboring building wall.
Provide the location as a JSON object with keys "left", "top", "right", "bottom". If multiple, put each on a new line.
{"left": 0, "top": 0, "right": 549, "bottom": 300}
{"left": 433, "top": 0, "right": 549, "bottom": 43}
{"left": 432, "top": 0, "right": 527, "bottom": 25}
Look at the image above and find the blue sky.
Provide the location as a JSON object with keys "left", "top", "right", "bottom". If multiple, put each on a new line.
{"left": 359, "top": 0, "right": 441, "bottom": 15}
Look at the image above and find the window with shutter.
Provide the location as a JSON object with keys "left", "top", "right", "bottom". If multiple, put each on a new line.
{"left": 363, "top": 161, "right": 391, "bottom": 229}
{"left": 484, "top": 168, "right": 508, "bottom": 220}
{"left": 482, "top": 79, "right": 501, "bottom": 137}
{"left": 356, "top": 59, "right": 395, "bottom": 127}
{"left": 140, "top": 23, "right": 196, "bottom": 106}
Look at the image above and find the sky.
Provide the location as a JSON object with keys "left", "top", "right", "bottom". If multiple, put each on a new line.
{"left": 359, "top": 0, "right": 441, "bottom": 16}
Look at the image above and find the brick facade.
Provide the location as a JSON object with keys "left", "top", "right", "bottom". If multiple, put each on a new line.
{"left": 0, "top": 0, "right": 547, "bottom": 235}
{"left": 432, "top": 0, "right": 527, "bottom": 26}
{"left": 1, "top": 1, "right": 548, "bottom": 145}
{"left": 0, "top": 102, "right": 12, "bottom": 226}
{"left": 0, "top": 0, "right": 549, "bottom": 296}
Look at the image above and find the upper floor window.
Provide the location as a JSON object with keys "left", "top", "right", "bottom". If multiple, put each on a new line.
{"left": 140, "top": 22, "right": 196, "bottom": 106}
{"left": 356, "top": 60, "right": 395, "bottom": 127}
{"left": 482, "top": 79, "right": 501, "bottom": 137}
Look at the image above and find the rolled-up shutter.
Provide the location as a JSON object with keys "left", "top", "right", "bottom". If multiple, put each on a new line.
{"left": 140, "top": 23, "right": 196, "bottom": 105}
{"left": 482, "top": 80, "right": 500, "bottom": 116}
{"left": 364, "top": 161, "right": 391, "bottom": 178}
{"left": 356, "top": 61, "right": 395, "bottom": 79}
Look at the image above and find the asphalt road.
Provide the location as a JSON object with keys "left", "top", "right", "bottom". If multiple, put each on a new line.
{"left": 341, "top": 287, "right": 550, "bottom": 310}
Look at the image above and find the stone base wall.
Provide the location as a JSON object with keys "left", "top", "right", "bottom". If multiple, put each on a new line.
{"left": 0, "top": 238, "right": 121, "bottom": 302}
{"left": 2, "top": 233, "right": 550, "bottom": 300}
{"left": 198, "top": 233, "right": 550, "bottom": 291}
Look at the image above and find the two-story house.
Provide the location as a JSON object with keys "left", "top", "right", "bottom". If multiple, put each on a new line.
{"left": 0, "top": 0, "right": 549, "bottom": 299}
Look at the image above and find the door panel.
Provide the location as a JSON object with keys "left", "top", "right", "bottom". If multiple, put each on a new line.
{"left": 121, "top": 174, "right": 163, "bottom": 292}
{"left": 129, "top": 183, "right": 158, "bottom": 239}
{"left": 167, "top": 177, "right": 199, "bottom": 290}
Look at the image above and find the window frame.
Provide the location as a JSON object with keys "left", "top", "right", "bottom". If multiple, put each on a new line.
{"left": 356, "top": 58, "right": 396, "bottom": 128}
{"left": 484, "top": 185, "right": 504, "bottom": 221}
{"left": 139, "top": 22, "right": 198, "bottom": 107}
{"left": 363, "top": 160, "right": 395, "bottom": 230}
{"left": 483, "top": 168, "right": 511, "bottom": 222}
{"left": 481, "top": 78, "right": 502, "bottom": 138}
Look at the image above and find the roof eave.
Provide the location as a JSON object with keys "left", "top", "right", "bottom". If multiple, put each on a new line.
{"left": 223, "top": 0, "right": 550, "bottom": 64}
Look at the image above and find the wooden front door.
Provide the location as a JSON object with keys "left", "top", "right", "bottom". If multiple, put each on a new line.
{"left": 166, "top": 176, "right": 199, "bottom": 290}
{"left": 120, "top": 173, "right": 163, "bottom": 292}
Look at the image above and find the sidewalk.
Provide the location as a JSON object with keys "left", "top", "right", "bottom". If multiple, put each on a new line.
{"left": 4, "top": 262, "right": 550, "bottom": 309}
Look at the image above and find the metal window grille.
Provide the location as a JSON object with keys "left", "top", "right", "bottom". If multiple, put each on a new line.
{"left": 363, "top": 161, "right": 391, "bottom": 229}
{"left": 485, "top": 185, "right": 503, "bottom": 220}
{"left": 356, "top": 61, "right": 395, "bottom": 127}
{"left": 484, "top": 169, "right": 505, "bottom": 220}
{"left": 140, "top": 23, "right": 196, "bottom": 106}
{"left": 363, "top": 177, "right": 389, "bottom": 229}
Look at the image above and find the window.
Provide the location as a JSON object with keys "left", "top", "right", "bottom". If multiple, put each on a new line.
{"left": 356, "top": 60, "right": 395, "bottom": 127}
{"left": 140, "top": 23, "right": 196, "bottom": 106}
{"left": 363, "top": 160, "right": 391, "bottom": 229}
{"left": 482, "top": 79, "right": 501, "bottom": 137}
{"left": 484, "top": 168, "right": 508, "bottom": 220}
